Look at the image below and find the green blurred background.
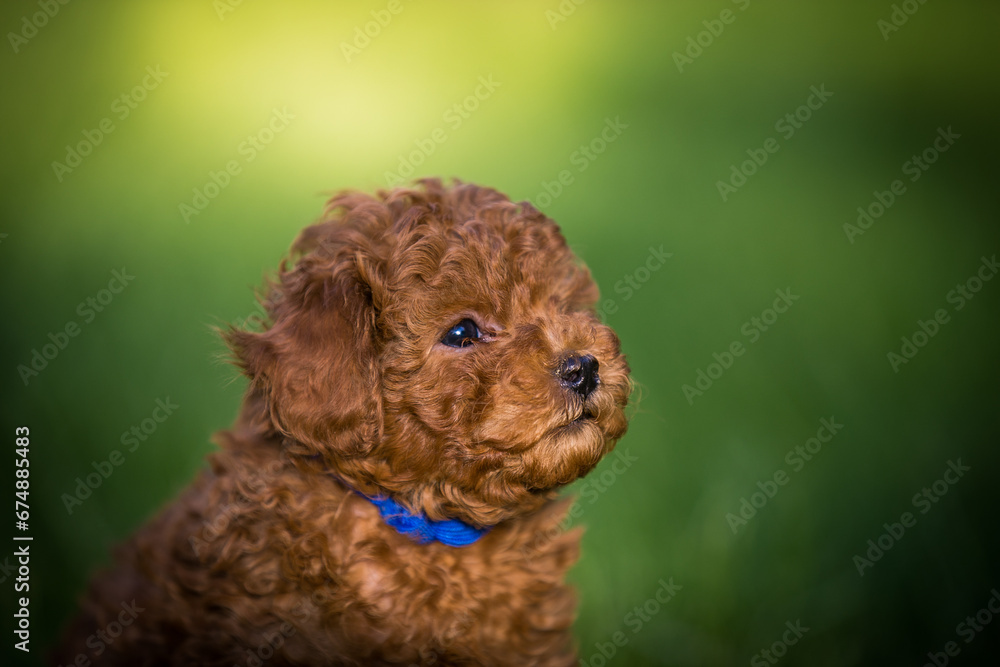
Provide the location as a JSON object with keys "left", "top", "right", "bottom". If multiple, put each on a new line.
{"left": 2, "top": 1, "right": 998, "bottom": 665}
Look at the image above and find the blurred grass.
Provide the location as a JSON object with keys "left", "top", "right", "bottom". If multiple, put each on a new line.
{"left": 1, "top": 1, "right": 999, "bottom": 665}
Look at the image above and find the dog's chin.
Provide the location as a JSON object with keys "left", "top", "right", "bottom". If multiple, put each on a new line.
{"left": 517, "top": 416, "right": 614, "bottom": 491}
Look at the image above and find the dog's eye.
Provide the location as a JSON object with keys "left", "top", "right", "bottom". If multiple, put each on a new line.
{"left": 442, "top": 319, "right": 481, "bottom": 348}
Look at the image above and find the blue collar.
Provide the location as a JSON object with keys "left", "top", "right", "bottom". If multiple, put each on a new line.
{"left": 317, "top": 464, "right": 488, "bottom": 547}
{"left": 364, "top": 493, "right": 489, "bottom": 547}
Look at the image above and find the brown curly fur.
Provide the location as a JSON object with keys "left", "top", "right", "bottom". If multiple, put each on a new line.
{"left": 53, "top": 179, "right": 631, "bottom": 666}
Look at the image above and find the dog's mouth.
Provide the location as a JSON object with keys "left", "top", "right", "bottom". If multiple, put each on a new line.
{"left": 562, "top": 406, "right": 597, "bottom": 430}
{"left": 512, "top": 398, "right": 625, "bottom": 493}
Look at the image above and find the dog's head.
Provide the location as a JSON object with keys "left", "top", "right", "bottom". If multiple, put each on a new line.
{"left": 229, "top": 179, "right": 630, "bottom": 525}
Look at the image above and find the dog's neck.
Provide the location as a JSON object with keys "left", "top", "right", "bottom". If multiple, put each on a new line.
{"left": 312, "top": 463, "right": 489, "bottom": 547}
{"left": 235, "top": 395, "right": 490, "bottom": 546}
{"left": 362, "top": 493, "right": 489, "bottom": 547}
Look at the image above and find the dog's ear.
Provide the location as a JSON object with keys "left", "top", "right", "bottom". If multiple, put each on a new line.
{"left": 226, "top": 218, "right": 386, "bottom": 459}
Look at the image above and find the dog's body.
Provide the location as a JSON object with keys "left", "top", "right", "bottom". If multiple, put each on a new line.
{"left": 55, "top": 180, "right": 629, "bottom": 666}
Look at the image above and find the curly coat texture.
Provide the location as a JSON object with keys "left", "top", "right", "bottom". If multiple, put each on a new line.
{"left": 53, "top": 179, "right": 631, "bottom": 666}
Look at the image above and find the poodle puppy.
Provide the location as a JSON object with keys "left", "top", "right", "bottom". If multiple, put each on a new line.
{"left": 54, "top": 179, "right": 631, "bottom": 666}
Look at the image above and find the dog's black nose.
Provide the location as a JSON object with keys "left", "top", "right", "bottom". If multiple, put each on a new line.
{"left": 558, "top": 354, "right": 599, "bottom": 399}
